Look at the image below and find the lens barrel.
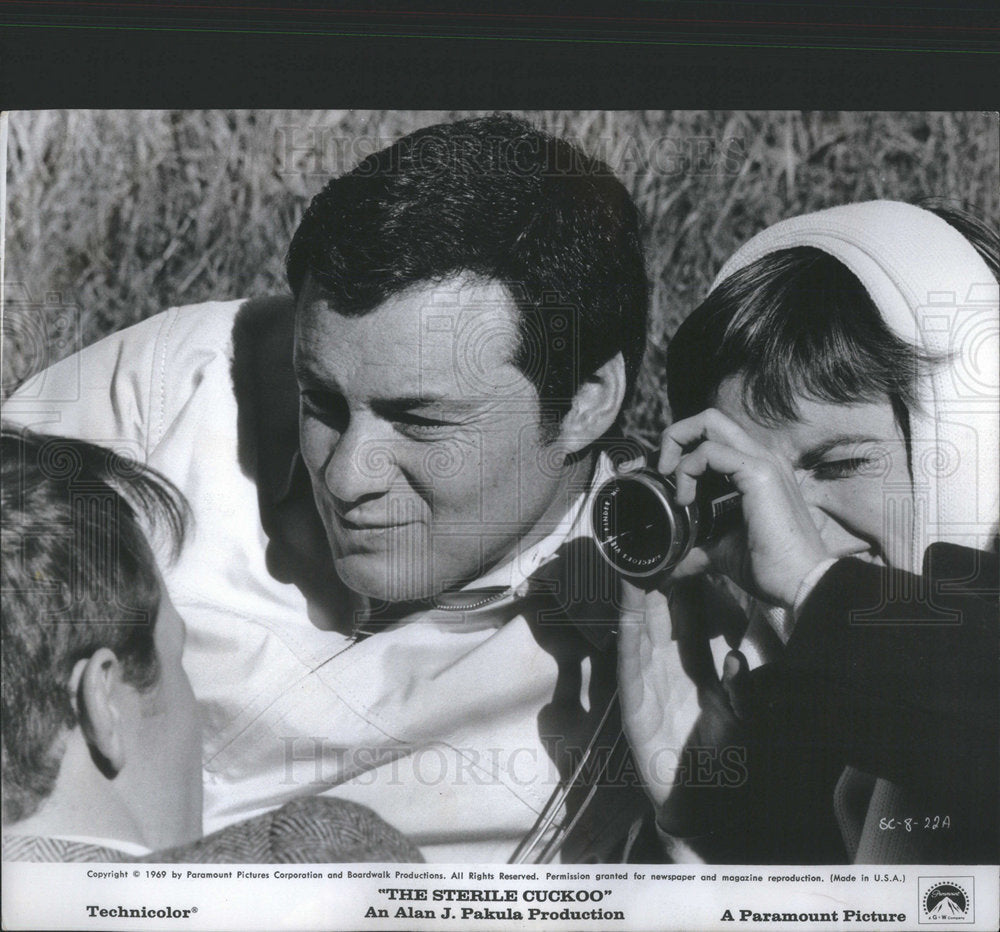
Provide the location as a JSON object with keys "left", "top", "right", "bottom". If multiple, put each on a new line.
{"left": 591, "top": 469, "right": 741, "bottom": 578}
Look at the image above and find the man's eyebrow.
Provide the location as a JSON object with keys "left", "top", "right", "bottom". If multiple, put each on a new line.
{"left": 797, "top": 435, "right": 884, "bottom": 468}
{"left": 293, "top": 375, "right": 482, "bottom": 416}
{"left": 371, "top": 397, "right": 481, "bottom": 416}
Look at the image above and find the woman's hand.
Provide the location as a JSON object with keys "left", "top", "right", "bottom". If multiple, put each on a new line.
{"left": 617, "top": 582, "right": 684, "bottom": 812}
{"left": 618, "top": 578, "right": 753, "bottom": 831}
{"left": 619, "top": 406, "right": 830, "bottom": 834}
{"left": 659, "top": 408, "right": 831, "bottom": 611}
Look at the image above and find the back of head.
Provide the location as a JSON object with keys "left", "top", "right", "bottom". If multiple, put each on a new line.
{"left": 0, "top": 426, "right": 187, "bottom": 825}
{"left": 287, "top": 113, "right": 649, "bottom": 418}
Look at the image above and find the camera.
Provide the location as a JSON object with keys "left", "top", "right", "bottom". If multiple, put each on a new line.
{"left": 591, "top": 468, "right": 741, "bottom": 579}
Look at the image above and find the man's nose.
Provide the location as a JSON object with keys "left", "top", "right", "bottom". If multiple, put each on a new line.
{"left": 322, "top": 420, "right": 398, "bottom": 505}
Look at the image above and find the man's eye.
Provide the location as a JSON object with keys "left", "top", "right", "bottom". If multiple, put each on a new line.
{"left": 299, "top": 391, "right": 326, "bottom": 415}
{"left": 393, "top": 414, "right": 451, "bottom": 437}
{"left": 300, "top": 391, "right": 347, "bottom": 428}
{"left": 812, "top": 457, "right": 873, "bottom": 480}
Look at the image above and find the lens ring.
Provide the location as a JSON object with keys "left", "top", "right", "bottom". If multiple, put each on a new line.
{"left": 591, "top": 471, "right": 690, "bottom": 578}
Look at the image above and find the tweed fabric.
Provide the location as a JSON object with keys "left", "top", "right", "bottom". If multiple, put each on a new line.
{"left": 146, "top": 797, "right": 423, "bottom": 863}
{"left": 4, "top": 798, "right": 421, "bottom": 863}
{"left": 2, "top": 835, "right": 135, "bottom": 862}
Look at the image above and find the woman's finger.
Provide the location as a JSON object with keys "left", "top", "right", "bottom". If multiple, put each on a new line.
{"left": 656, "top": 426, "right": 685, "bottom": 475}
{"left": 661, "top": 408, "right": 769, "bottom": 468}
{"left": 673, "top": 440, "right": 759, "bottom": 505}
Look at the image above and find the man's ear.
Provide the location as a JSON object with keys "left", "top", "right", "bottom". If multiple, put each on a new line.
{"left": 556, "top": 352, "right": 627, "bottom": 454}
{"left": 71, "top": 649, "right": 127, "bottom": 776}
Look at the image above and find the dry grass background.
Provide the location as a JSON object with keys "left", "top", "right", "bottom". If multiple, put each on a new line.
{"left": 4, "top": 109, "right": 998, "bottom": 435}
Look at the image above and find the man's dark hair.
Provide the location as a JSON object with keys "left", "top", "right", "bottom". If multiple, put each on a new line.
{"left": 1, "top": 427, "right": 188, "bottom": 824}
{"left": 286, "top": 114, "right": 649, "bottom": 423}
{"left": 666, "top": 205, "right": 998, "bottom": 440}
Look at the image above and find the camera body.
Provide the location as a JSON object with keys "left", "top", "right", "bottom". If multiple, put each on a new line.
{"left": 591, "top": 468, "right": 741, "bottom": 579}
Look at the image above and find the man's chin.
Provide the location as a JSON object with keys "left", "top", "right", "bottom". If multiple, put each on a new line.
{"left": 333, "top": 553, "right": 437, "bottom": 603}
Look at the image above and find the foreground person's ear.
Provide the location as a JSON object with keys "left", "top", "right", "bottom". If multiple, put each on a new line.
{"left": 72, "top": 649, "right": 128, "bottom": 776}
{"left": 557, "top": 352, "right": 627, "bottom": 454}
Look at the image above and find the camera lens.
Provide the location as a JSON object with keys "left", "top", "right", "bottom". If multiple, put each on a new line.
{"left": 591, "top": 469, "right": 741, "bottom": 579}
{"left": 591, "top": 471, "right": 691, "bottom": 578}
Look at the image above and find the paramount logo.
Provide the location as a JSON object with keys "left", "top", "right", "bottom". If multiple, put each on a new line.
{"left": 919, "top": 878, "right": 973, "bottom": 924}
{"left": 928, "top": 897, "right": 966, "bottom": 919}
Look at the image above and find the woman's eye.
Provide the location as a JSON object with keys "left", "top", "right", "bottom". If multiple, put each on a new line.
{"left": 813, "top": 457, "right": 873, "bottom": 480}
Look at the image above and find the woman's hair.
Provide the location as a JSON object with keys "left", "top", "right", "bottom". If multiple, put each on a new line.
{"left": 666, "top": 205, "right": 999, "bottom": 441}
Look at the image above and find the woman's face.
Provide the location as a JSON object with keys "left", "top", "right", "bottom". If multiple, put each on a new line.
{"left": 713, "top": 375, "right": 915, "bottom": 570}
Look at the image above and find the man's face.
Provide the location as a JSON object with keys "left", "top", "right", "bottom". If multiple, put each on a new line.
{"left": 294, "top": 275, "right": 575, "bottom": 602}
{"left": 714, "top": 376, "right": 915, "bottom": 570}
